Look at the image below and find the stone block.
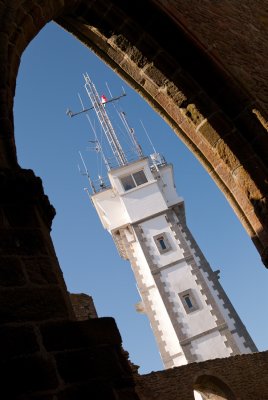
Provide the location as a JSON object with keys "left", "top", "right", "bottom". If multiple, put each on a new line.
{"left": 216, "top": 139, "right": 240, "bottom": 172}
{"left": 136, "top": 34, "right": 159, "bottom": 62}
{"left": 3, "top": 204, "right": 38, "bottom": 227}
{"left": 116, "top": 388, "right": 140, "bottom": 400}
{"left": 55, "top": 347, "right": 124, "bottom": 383}
{"left": 198, "top": 120, "right": 221, "bottom": 147}
{"left": 0, "top": 286, "right": 69, "bottom": 322}
{"left": 40, "top": 318, "right": 121, "bottom": 352}
{"left": 0, "top": 324, "right": 39, "bottom": 360}
{"left": 0, "top": 256, "right": 26, "bottom": 286}
{"left": 23, "top": 257, "right": 59, "bottom": 284}
{"left": 112, "top": 34, "right": 130, "bottom": 52}
{"left": 57, "top": 382, "right": 117, "bottom": 400}
{"left": 0, "top": 229, "right": 48, "bottom": 256}
{"left": 19, "top": 395, "right": 55, "bottom": 400}
{"left": 144, "top": 64, "right": 167, "bottom": 87}
{"left": 69, "top": 292, "right": 98, "bottom": 320}
{"left": 0, "top": 354, "right": 59, "bottom": 396}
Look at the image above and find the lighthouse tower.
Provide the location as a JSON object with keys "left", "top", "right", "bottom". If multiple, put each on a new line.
{"left": 69, "top": 74, "right": 257, "bottom": 369}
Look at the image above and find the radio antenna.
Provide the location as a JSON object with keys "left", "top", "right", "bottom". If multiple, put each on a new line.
{"left": 140, "top": 120, "right": 157, "bottom": 154}
{"left": 86, "top": 114, "right": 111, "bottom": 171}
{"left": 78, "top": 151, "right": 96, "bottom": 194}
{"left": 83, "top": 72, "right": 128, "bottom": 167}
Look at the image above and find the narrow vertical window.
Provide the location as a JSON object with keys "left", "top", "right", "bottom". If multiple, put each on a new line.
{"left": 179, "top": 289, "right": 199, "bottom": 314}
{"left": 153, "top": 232, "right": 171, "bottom": 254}
{"left": 158, "top": 237, "right": 167, "bottom": 250}
{"left": 184, "top": 295, "right": 193, "bottom": 309}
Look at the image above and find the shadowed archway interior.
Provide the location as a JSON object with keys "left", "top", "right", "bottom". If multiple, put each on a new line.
{"left": 0, "top": 1, "right": 267, "bottom": 398}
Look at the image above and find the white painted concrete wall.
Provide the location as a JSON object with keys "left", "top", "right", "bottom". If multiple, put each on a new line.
{"left": 191, "top": 331, "right": 232, "bottom": 361}
{"left": 91, "top": 188, "right": 129, "bottom": 230}
{"left": 180, "top": 229, "right": 251, "bottom": 354}
{"left": 152, "top": 163, "right": 183, "bottom": 207}
{"left": 131, "top": 239, "right": 187, "bottom": 367}
{"left": 92, "top": 156, "right": 253, "bottom": 367}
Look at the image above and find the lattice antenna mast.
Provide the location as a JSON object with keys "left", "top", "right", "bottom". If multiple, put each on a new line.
{"left": 83, "top": 73, "right": 128, "bottom": 167}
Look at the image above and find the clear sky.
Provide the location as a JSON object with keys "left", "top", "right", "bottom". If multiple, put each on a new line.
{"left": 14, "top": 22, "right": 267, "bottom": 374}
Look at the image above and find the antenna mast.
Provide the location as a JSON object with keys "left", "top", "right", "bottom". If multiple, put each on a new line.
{"left": 83, "top": 73, "right": 128, "bottom": 167}
{"left": 120, "top": 111, "right": 144, "bottom": 159}
{"left": 78, "top": 151, "right": 96, "bottom": 194}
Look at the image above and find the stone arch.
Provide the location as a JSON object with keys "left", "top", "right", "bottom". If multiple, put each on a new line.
{"left": 1, "top": 0, "right": 268, "bottom": 267}
{"left": 194, "top": 374, "right": 236, "bottom": 400}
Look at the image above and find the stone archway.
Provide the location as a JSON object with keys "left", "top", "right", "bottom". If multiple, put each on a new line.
{"left": 0, "top": 1, "right": 268, "bottom": 398}
{"left": 194, "top": 374, "right": 236, "bottom": 400}
{"left": 1, "top": 0, "right": 268, "bottom": 266}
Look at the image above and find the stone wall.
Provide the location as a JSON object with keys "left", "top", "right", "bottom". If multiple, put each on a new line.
{"left": 153, "top": 0, "right": 268, "bottom": 114}
{"left": 69, "top": 292, "right": 98, "bottom": 320}
{"left": 135, "top": 351, "right": 268, "bottom": 400}
{"left": 0, "top": 168, "right": 139, "bottom": 399}
{"left": 0, "top": 1, "right": 267, "bottom": 398}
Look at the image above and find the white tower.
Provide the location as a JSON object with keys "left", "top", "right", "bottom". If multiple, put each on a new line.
{"left": 69, "top": 74, "right": 257, "bottom": 369}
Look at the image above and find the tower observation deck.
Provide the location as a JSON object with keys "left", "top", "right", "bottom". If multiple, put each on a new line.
{"left": 68, "top": 74, "right": 257, "bottom": 368}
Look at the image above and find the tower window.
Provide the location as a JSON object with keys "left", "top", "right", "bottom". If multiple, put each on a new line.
{"left": 184, "top": 295, "right": 193, "bottom": 309}
{"left": 179, "top": 289, "right": 199, "bottom": 314}
{"left": 153, "top": 232, "right": 171, "bottom": 254}
{"left": 158, "top": 237, "right": 167, "bottom": 250}
{"left": 132, "top": 170, "right": 147, "bottom": 186}
{"left": 120, "top": 170, "right": 147, "bottom": 191}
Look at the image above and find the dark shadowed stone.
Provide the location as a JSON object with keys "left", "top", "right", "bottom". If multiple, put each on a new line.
{"left": 55, "top": 347, "right": 125, "bottom": 383}
{"left": 0, "top": 354, "right": 59, "bottom": 396}
{"left": 0, "top": 286, "right": 70, "bottom": 322}
{"left": 40, "top": 318, "right": 122, "bottom": 351}
{"left": 0, "top": 325, "right": 39, "bottom": 360}
{"left": 69, "top": 292, "right": 98, "bottom": 320}
{"left": 3, "top": 204, "right": 38, "bottom": 227}
{"left": 0, "top": 256, "right": 26, "bottom": 286}
{"left": 0, "top": 229, "right": 48, "bottom": 256}
{"left": 57, "top": 382, "right": 117, "bottom": 400}
{"left": 23, "top": 257, "right": 59, "bottom": 284}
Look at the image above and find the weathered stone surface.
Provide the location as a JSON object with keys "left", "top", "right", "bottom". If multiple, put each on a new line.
{"left": 215, "top": 139, "right": 240, "bottom": 172}
{"left": 69, "top": 292, "right": 98, "bottom": 320}
{"left": 135, "top": 351, "right": 268, "bottom": 400}
{"left": 55, "top": 347, "right": 126, "bottom": 383}
{"left": 57, "top": 382, "right": 118, "bottom": 400}
{"left": 0, "top": 0, "right": 267, "bottom": 399}
{"left": 0, "top": 256, "right": 26, "bottom": 286}
{"left": 2, "top": 204, "right": 38, "bottom": 227}
{"left": 0, "top": 354, "right": 59, "bottom": 396}
{"left": 0, "top": 229, "right": 48, "bottom": 256}
{"left": 0, "top": 325, "right": 39, "bottom": 360}
{"left": 23, "top": 257, "right": 59, "bottom": 284}
{"left": 0, "top": 287, "right": 70, "bottom": 322}
{"left": 40, "top": 318, "right": 121, "bottom": 351}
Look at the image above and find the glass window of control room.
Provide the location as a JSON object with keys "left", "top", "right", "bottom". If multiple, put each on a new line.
{"left": 120, "top": 170, "right": 147, "bottom": 191}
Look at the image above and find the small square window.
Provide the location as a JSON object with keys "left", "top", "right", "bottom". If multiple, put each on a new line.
{"left": 121, "top": 175, "right": 136, "bottom": 191}
{"left": 133, "top": 170, "right": 147, "bottom": 186}
{"left": 178, "top": 289, "right": 199, "bottom": 314}
{"left": 120, "top": 170, "right": 148, "bottom": 191}
{"left": 153, "top": 232, "right": 171, "bottom": 254}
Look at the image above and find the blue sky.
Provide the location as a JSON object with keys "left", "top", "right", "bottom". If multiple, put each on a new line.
{"left": 14, "top": 22, "right": 267, "bottom": 374}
